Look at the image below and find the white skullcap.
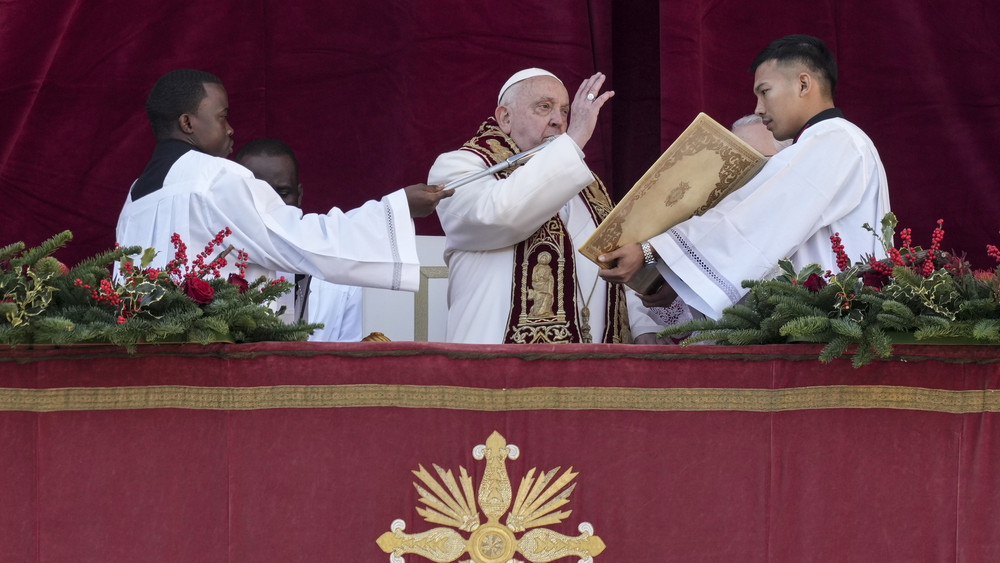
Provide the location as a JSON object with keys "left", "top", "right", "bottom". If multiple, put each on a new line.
{"left": 497, "top": 68, "right": 562, "bottom": 105}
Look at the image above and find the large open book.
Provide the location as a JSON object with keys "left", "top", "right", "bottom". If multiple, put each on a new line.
{"left": 579, "top": 112, "right": 767, "bottom": 293}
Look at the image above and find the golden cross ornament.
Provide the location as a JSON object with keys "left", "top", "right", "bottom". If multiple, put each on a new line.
{"left": 377, "top": 431, "right": 605, "bottom": 563}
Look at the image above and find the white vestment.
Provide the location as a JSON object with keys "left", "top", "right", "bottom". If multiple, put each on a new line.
{"left": 307, "top": 280, "right": 362, "bottom": 342}
{"left": 649, "top": 116, "right": 891, "bottom": 319}
{"left": 116, "top": 150, "right": 420, "bottom": 292}
{"left": 429, "top": 134, "right": 662, "bottom": 344}
{"left": 275, "top": 270, "right": 363, "bottom": 342}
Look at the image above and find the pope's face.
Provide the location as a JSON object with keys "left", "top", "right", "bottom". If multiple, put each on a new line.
{"left": 499, "top": 76, "right": 569, "bottom": 151}
{"left": 188, "top": 83, "right": 234, "bottom": 157}
{"left": 753, "top": 60, "right": 806, "bottom": 142}
{"left": 734, "top": 121, "right": 781, "bottom": 156}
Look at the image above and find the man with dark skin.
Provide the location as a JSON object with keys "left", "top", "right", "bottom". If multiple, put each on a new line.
{"left": 235, "top": 138, "right": 363, "bottom": 342}
{"left": 117, "top": 68, "right": 452, "bottom": 293}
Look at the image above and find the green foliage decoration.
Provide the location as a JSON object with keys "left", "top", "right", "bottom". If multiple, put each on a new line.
{"left": 659, "top": 213, "right": 1000, "bottom": 367}
{"left": 0, "top": 229, "right": 321, "bottom": 351}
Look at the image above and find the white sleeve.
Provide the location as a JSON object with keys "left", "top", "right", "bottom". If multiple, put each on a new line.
{"left": 201, "top": 170, "right": 420, "bottom": 292}
{"left": 307, "top": 280, "right": 363, "bottom": 342}
{"left": 625, "top": 290, "right": 664, "bottom": 337}
{"left": 648, "top": 126, "right": 872, "bottom": 318}
{"left": 429, "top": 134, "right": 594, "bottom": 251}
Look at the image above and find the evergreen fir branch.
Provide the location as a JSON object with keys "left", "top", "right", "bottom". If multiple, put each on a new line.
{"left": 772, "top": 297, "right": 827, "bottom": 321}
{"left": 865, "top": 325, "right": 892, "bottom": 360}
{"left": 778, "top": 316, "right": 831, "bottom": 338}
{"left": 851, "top": 343, "right": 877, "bottom": 368}
{"left": 818, "top": 336, "right": 852, "bottom": 363}
{"left": 912, "top": 323, "right": 964, "bottom": 340}
{"left": 0, "top": 241, "right": 26, "bottom": 263}
{"left": 9, "top": 231, "right": 72, "bottom": 269}
{"left": 673, "top": 329, "right": 731, "bottom": 345}
{"left": 30, "top": 317, "right": 77, "bottom": 344}
{"left": 829, "top": 317, "right": 864, "bottom": 339}
{"left": 913, "top": 314, "right": 950, "bottom": 330}
{"left": 71, "top": 246, "right": 143, "bottom": 275}
{"left": 723, "top": 328, "right": 779, "bottom": 346}
{"left": 879, "top": 300, "right": 915, "bottom": 321}
{"left": 875, "top": 312, "right": 914, "bottom": 332}
{"left": 718, "top": 304, "right": 762, "bottom": 328}
{"left": 971, "top": 319, "right": 1000, "bottom": 343}
{"left": 658, "top": 317, "right": 728, "bottom": 338}
{"left": 956, "top": 298, "right": 998, "bottom": 320}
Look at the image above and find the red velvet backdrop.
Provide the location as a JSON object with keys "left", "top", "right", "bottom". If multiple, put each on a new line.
{"left": 2, "top": 2, "right": 999, "bottom": 266}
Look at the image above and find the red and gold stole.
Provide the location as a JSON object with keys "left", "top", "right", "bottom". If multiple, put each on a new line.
{"left": 459, "top": 118, "right": 632, "bottom": 344}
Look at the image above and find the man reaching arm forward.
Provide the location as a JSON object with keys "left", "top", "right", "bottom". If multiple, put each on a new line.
{"left": 117, "top": 68, "right": 452, "bottom": 293}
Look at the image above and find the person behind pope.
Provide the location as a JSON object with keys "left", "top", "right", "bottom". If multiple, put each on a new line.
{"left": 428, "top": 68, "right": 662, "bottom": 344}
{"left": 234, "top": 138, "right": 363, "bottom": 342}
{"left": 731, "top": 114, "right": 792, "bottom": 157}
{"left": 117, "top": 68, "right": 452, "bottom": 294}
{"left": 598, "top": 34, "right": 891, "bottom": 319}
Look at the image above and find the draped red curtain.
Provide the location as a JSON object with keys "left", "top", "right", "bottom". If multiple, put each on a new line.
{"left": 2, "top": 1, "right": 999, "bottom": 265}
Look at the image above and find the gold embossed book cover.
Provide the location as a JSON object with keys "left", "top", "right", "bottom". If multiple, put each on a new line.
{"left": 580, "top": 113, "right": 767, "bottom": 291}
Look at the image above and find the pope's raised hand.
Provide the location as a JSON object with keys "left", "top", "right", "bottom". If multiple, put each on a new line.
{"left": 567, "top": 72, "right": 615, "bottom": 150}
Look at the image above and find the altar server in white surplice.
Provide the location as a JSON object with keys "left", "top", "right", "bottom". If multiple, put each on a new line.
{"left": 117, "top": 69, "right": 452, "bottom": 293}
{"left": 599, "top": 35, "right": 891, "bottom": 320}
{"left": 234, "top": 138, "right": 363, "bottom": 342}
{"left": 428, "top": 68, "right": 663, "bottom": 344}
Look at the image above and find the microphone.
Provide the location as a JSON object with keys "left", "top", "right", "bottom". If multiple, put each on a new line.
{"left": 444, "top": 137, "right": 556, "bottom": 190}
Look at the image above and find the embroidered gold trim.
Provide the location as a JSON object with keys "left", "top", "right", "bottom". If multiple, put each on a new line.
{"left": 2, "top": 384, "right": 999, "bottom": 414}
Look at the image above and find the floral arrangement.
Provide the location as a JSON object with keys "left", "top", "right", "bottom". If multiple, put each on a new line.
{"left": 0, "top": 229, "right": 320, "bottom": 350}
{"left": 659, "top": 213, "right": 1000, "bottom": 367}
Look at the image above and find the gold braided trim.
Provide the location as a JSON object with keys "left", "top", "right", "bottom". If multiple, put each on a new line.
{"left": 2, "top": 384, "right": 1000, "bottom": 414}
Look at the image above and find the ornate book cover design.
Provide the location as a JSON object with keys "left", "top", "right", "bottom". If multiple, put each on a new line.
{"left": 580, "top": 113, "right": 767, "bottom": 268}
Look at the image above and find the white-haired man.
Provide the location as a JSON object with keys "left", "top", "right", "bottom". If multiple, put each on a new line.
{"left": 732, "top": 114, "right": 792, "bottom": 157}
{"left": 428, "top": 68, "right": 662, "bottom": 344}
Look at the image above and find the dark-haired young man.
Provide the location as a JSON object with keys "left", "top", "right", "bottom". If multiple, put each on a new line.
{"left": 117, "top": 69, "right": 451, "bottom": 293}
{"left": 599, "top": 35, "right": 891, "bottom": 319}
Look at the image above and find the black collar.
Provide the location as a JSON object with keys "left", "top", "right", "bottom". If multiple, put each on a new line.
{"left": 793, "top": 108, "right": 844, "bottom": 143}
{"left": 130, "top": 139, "right": 197, "bottom": 200}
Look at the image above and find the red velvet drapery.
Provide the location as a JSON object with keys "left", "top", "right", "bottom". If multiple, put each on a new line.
{"left": 2, "top": 2, "right": 999, "bottom": 266}
{"left": 3, "top": 342, "right": 1000, "bottom": 561}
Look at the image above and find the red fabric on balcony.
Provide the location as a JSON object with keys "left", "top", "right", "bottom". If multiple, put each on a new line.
{"left": 2, "top": 342, "right": 1000, "bottom": 561}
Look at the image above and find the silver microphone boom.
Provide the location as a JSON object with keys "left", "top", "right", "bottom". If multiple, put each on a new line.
{"left": 444, "top": 138, "right": 555, "bottom": 190}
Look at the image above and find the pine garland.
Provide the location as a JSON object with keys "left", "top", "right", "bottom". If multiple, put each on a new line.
{"left": 659, "top": 213, "right": 1000, "bottom": 367}
{"left": 0, "top": 230, "right": 321, "bottom": 351}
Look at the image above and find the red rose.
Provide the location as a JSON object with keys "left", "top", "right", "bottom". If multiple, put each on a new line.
{"left": 182, "top": 277, "right": 215, "bottom": 304}
{"left": 861, "top": 270, "right": 889, "bottom": 290}
{"left": 803, "top": 273, "right": 827, "bottom": 292}
{"left": 227, "top": 273, "right": 249, "bottom": 294}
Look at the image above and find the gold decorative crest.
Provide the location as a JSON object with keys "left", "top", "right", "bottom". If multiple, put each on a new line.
{"left": 376, "top": 431, "right": 605, "bottom": 563}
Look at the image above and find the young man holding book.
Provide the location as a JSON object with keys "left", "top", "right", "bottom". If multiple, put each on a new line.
{"left": 599, "top": 35, "right": 891, "bottom": 319}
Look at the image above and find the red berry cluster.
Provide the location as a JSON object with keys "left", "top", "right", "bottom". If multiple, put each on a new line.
{"left": 920, "top": 219, "right": 945, "bottom": 277}
{"left": 988, "top": 244, "right": 1000, "bottom": 263}
{"left": 165, "top": 228, "right": 234, "bottom": 285}
{"left": 830, "top": 233, "right": 851, "bottom": 272}
{"left": 234, "top": 249, "right": 249, "bottom": 276}
{"left": 75, "top": 278, "right": 129, "bottom": 323}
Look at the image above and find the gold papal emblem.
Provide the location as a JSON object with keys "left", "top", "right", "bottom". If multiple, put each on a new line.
{"left": 376, "top": 431, "right": 606, "bottom": 563}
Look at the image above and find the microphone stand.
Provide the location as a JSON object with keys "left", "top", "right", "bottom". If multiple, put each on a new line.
{"left": 444, "top": 138, "right": 555, "bottom": 190}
